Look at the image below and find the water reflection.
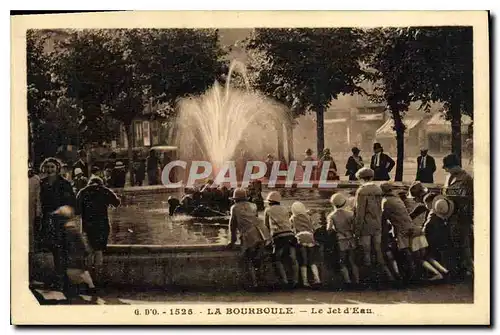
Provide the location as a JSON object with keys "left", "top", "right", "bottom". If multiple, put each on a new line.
{"left": 108, "top": 189, "right": 342, "bottom": 245}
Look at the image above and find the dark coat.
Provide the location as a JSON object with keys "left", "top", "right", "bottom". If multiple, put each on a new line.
{"left": 370, "top": 152, "right": 395, "bottom": 181}
{"left": 345, "top": 155, "right": 364, "bottom": 180}
{"left": 76, "top": 184, "right": 120, "bottom": 250}
{"left": 111, "top": 168, "right": 126, "bottom": 188}
{"left": 39, "top": 176, "right": 77, "bottom": 250}
{"left": 415, "top": 154, "right": 436, "bottom": 183}
{"left": 72, "top": 160, "right": 89, "bottom": 179}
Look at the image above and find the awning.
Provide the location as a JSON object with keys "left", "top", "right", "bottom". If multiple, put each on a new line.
{"left": 375, "top": 118, "right": 421, "bottom": 139}
{"left": 324, "top": 118, "right": 347, "bottom": 124}
{"left": 426, "top": 112, "right": 472, "bottom": 134}
{"left": 356, "top": 113, "right": 384, "bottom": 121}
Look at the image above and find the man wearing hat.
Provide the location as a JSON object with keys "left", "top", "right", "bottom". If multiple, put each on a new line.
{"left": 370, "top": 143, "right": 395, "bottom": 181}
{"left": 353, "top": 167, "right": 394, "bottom": 283}
{"left": 345, "top": 147, "right": 364, "bottom": 181}
{"left": 111, "top": 161, "right": 126, "bottom": 188}
{"left": 72, "top": 149, "right": 89, "bottom": 179}
{"left": 228, "top": 188, "right": 271, "bottom": 289}
{"left": 415, "top": 149, "right": 436, "bottom": 184}
{"left": 72, "top": 167, "right": 88, "bottom": 194}
{"left": 442, "top": 154, "right": 474, "bottom": 276}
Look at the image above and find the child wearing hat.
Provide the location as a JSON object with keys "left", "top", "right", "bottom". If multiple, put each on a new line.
{"left": 228, "top": 188, "right": 272, "bottom": 289}
{"left": 326, "top": 193, "right": 359, "bottom": 287}
{"left": 264, "top": 191, "right": 299, "bottom": 287}
{"left": 421, "top": 193, "right": 453, "bottom": 277}
{"left": 354, "top": 167, "right": 395, "bottom": 284}
{"left": 380, "top": 182, "right": 415, "bottom": 284}
{"left": 290, "top": 201, "right": 321, "bottom": 287}
{"left": 407, "top": 185, "right": 450, "bottom": 281}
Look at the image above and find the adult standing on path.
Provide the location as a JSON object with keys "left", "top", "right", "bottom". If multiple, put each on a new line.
{"left": 39, "top": 157, "right": 77, "bottom": 291}
{"left": 442, "top": 154, "right": 474, "bottom": 278}
{"left": 319, "top": 148, "right": 339, "bottom": 181}
{"left": 72, "top": 150, "right": 89, "bottom": 179}
{"left": 303, "top": 148, "right": 318, "bottom": 182}
{"left": 76, "top": 176, "right": 121, "bottom": 283}
{"left": 28, "top": 163, "right": 41, "bottom": 284}
{"left": 415, "top": 149, "right": 436, "bottom": 184}
{"left": 345, "top": 147, "right": 364, "bottom": 181}
{"left": 370, "top": 143, "right": 395, "bottom": 181}
{"left": 147, "top": 149, "right": 159, "bottom": 185}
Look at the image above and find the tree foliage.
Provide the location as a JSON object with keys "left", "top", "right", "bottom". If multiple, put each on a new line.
{"left": 246, "top": 28, "right": 368, "bottom": 154}
{"left": 366, "top": 26, "right": 473, "bottom": 169}
{"left": 53, "top": 28, "right": 227, "bottom": 182}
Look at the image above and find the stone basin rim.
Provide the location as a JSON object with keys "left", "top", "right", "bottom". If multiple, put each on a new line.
{"left": 104, "top": 243, "right": 239, "bottom": 254}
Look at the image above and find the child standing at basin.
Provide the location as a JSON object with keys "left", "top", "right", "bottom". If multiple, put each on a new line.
{"left": 228, "top": 188, "right": 272, "bottom": 289}
{"left": 290, "top": 201, "right": 321, "bottom": 287}
{"left": 326, "top": 193, "right": 359, "bottom": 288}
{"left": 76, "top": 176, "right": 121, "bottom": 284}
{"left": 264, "top": 191, "right": 299, "bottom": 288}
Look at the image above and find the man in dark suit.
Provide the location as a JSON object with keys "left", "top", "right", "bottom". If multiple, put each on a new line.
{"left": 370, "top": 143, "right": 395, "bottom": 181}
{"left": 415, "top": 148, "right": 436, "bottom": 183}
{"left": 72, "top": 150, "right": 89, "bottom": 179}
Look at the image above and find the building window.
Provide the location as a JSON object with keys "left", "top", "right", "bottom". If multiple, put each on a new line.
{"left": 151, "top": 121, "right": 160, "bottom": 145}
{"left": 134, "top": 121, "right": 143, "bottom": 148}
{"left": 143, "top": 121, "right": 151, "bottom": 147}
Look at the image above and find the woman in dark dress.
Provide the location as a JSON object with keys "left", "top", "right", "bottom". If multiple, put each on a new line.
{"left": 345, "top": 147, "right": 364, "bottom": 181}
{"left": 39, "top": 157, "right": 77, "bottom": 291}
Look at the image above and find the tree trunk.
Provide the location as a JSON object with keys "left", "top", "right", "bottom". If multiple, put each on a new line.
{"left": 277, "top": 122, "right": 285, "bottom": 161}
{"left": 316, "top": 105, "right": 325, "bottom": 156}
{"left": 285, "top": 116, "right": 294, "bottom": 162}
{"left": 125, "top": 123, "right": 134, "bottom": 186}
{"left": 393, "top": 113, "right": 405, "bottom": 182}
{"left": 450, "top": 103, "right": 462, "bottom": 165}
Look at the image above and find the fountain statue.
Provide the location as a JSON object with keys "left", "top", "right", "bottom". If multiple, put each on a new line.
{"left": 174, "top": 60, "right": 287, "bottom": 180}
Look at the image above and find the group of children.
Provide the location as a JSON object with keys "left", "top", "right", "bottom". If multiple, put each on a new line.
{"left": 228, "top": 166, "right": 458, "bottom": 290}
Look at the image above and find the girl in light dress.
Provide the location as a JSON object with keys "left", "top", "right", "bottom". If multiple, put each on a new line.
{"left": 289, "top": 201, "right": 321, "bottom": 287}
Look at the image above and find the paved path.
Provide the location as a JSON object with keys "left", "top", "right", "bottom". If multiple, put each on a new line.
{"left": 31, "top": 282, "right": 473, "bottom": 305}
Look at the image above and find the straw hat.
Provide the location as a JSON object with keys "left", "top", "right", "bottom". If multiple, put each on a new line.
{"left": 74, "top": 167, "right": 83, "bottom": 176}
{"left": 115, "top": 161, "right": 125, "bottom": 169}
{"left": 291, "top": 201, "right": 308, "bottom": 216}
{"left": 230, "top": 188, "right": 248, "bottom": 201}
{"left": 356, "top": 167, "right": 374, "bottom": 180}
{"left": 330, "top": 193, "right": 347, "bottom": 208}
{"left": 432, "top": 195, "right": 455, "bottom": 220}
{"left": 265, "top": 191, "right": 282, "bottom": 203}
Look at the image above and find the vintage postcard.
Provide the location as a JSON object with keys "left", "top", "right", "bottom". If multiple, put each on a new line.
{"left": 11, "top": 10, "right": 489, "bottom": 325}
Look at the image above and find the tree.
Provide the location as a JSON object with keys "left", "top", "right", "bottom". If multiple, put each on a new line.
{"left": 241, "top": 44, "right": 306, "bottom": 161}
{"left": 364, "top": 28, "right": 415, "bottom": 181}
{"left": 405, "top": 27, "right": 473, "bottom": 163}
{"left": 365, "top": 27, "right": 473, "bottom": 180}
{"left": 27, "top": 30, "right": 61, "bottom": 167}
{"left": 55, "top": 28, "right": 226, "bottom": 184}
{"left": 247, "top": 28, "right": 367, "bottom": 156}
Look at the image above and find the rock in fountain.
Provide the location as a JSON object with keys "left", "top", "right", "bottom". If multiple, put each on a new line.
{"left": 174, "top": 60, "right": 287, "bottom": 180}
